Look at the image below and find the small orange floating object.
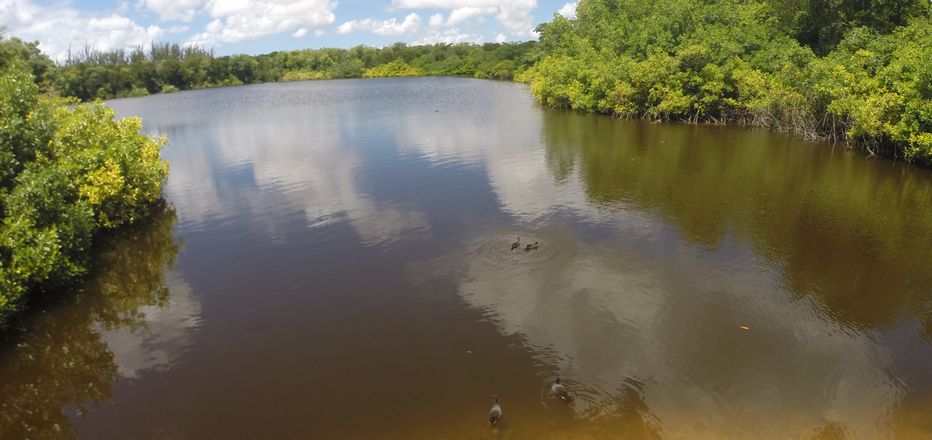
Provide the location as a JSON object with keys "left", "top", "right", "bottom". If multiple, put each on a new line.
{"left": 739, "top": 325, "right": 750, "bottom": 330}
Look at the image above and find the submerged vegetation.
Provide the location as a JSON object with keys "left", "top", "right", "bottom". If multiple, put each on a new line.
{"left": 0, "top": 40, "right": 169, "bottom": 325}
{"left": 520, "top": 0, "right": 931, "bottom": 164}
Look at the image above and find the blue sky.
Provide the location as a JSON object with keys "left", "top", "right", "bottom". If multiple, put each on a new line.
{"left": 1, "top": 0, "right": 578, "bottom": 61}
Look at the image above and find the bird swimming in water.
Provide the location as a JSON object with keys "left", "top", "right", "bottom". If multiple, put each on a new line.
{"left": 551, "top": 378, "right": 570, "bottom": 401}
{"left": 510, "top": 236, "right": 521, "bottom": 251}
{"left": 489, "top": 395, "right": 503, "bottom": 426}
{"left": 524, "top": 242, "right": 539, "bottom": 251}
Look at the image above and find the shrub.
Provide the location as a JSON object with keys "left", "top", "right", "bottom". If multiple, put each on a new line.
{"left": 0, "top": 63, "right": 168, "bottom": 325}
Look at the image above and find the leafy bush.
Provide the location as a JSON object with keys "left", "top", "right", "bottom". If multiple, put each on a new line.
{"left": 521, "top": 0, "right": 932, "bottom": 163}
{"left": 363, "top": 60, "right": 424, "bottom": 78}
{"left": 281, "top": 70, "right": 330, "bottom": 81}
{"left": 0, "top": 63, "right": 168, "bottom": 325}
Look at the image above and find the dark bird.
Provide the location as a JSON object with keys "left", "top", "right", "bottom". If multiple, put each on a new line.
{"left": 551, "top": 377, "right": 570, "bottom": 401}
{"left": 524, "top": 242, "right": 539, "bottom": 251}
{"left": 510, "top": 236, "right": 521, "bottom": 251}
{"left": 489, "top": 395, "right": 503, "bottom": 426}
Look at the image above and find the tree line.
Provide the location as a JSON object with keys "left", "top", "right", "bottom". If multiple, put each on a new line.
{"left": 520, "top": 0, "right": 931, "bottom": 164}
{"left": 8, "top": 39, "right": 541, "bottom": 101}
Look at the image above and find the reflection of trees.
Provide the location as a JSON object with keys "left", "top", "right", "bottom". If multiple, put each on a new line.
{"left": 540, "top": 111, "right": 932, "bottom": 333}
{"left": 0, "top": 203, "right": 179, "bottom": 439}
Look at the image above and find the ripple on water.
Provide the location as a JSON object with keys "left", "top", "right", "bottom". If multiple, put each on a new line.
{"left": 468, "top": 233, "right": 562, "bottom": 268}
{"left": 538, "top": 376, "right": 657, "bottom": 423}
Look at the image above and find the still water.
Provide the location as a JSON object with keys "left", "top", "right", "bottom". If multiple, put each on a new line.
{"left": 2, "top": 77, "right": 932, "bottom": 439}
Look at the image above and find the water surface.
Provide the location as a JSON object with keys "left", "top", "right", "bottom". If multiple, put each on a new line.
{"left": 2, "top": 77, "right": 932, "bottom": 439}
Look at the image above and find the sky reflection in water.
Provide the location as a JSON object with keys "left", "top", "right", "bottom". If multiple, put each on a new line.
{"left": 1, "top": 77, "right": 929, "bottom": 439}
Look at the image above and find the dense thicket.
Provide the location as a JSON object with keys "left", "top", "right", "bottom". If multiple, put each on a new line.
{"left": 0, "top": 39, "right": 169, "bottom": 325}
{"left": 55, "top": 41, "right": 541, "bottom": 100}
{"left": 520, "top": 0, "right": 931, "bottom": 163}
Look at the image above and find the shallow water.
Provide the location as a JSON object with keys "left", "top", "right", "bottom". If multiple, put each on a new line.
{"left": 2, "top": 77, "right": 932, "bottom": 439}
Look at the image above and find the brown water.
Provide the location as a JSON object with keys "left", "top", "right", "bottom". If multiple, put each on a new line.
{"left": 2, "top": 77, "right": 932, "bottom": 439}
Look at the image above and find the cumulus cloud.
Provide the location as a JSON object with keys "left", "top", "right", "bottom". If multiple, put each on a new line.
{"left": 496, "top": 0, "right": 537, "bottom": 36}
{"left": 557, "top": 2, "right": 577, "bottom": 19}
{"left": 292, "top": 27, "right": 308, "bottom": 37}
{"left": 336, "top": 13, "right": 421, "bottom": 36}
{"left": 390, "top": 0, "right": 501, "bottom": 7}
{"left": 428, "top": 13, "right": 445, "bottom": 28}
{"left": 141, "top": 0, "right": 203, "bottom": 22}
{"left": 0, "top": 0, "right": 163, "bottom": 62}
{"left": 187, "top": 0, "right": 336, "bottom": 47}
{"left": 167, "top": 25, "right": 191, "bottom": 34}
{"left": 391, "top": 0, "right": 538, "bottom": 37}
{"left": 414, "top": 27, "right": 484, "bottom": 45}
{"left": 446, "top": 6, "right": 496, "bottom": 26}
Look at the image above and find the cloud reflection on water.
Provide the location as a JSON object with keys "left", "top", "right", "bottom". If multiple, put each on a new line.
{"left": 156, "top": 96, "right": 428, "bottom": 247}
{"left": 106, "top": 79, "right": 930, "bottom": 439}
{"left": 391, "top": 89, "right": 906, "bottom": 439}
{"left": 436, "top": 231, "right": 902, "bottom": 439}
{"left": 100, "top": 273, "right": 201, "bottom": 379}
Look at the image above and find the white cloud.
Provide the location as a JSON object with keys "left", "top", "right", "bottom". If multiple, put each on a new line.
{"left": 446, "top": 6, "right": 496, "bottom": 26}
{"left": 390, "top": 0, "right": 538, "bottom": 37}
{"left": 428, "top": 13, "right": 444, "bottom": 28}
{"left": 292, "top": 27, "right": 308, "bottom": 37}
{"left": 101, "top": 273, "right": 202, "bottom": 379}
{"left": 391, "top": 0, "right": 502, "bottom": 7}
{"left": 187, "top": 0, "right": 335, "bottom": 47}
{"left": 557, "top": 1, "right": 577, "bottom": 19}
{"left": 337, "top": 13, "right": 421, "bottom": 36}
{"left": 496, "top": 0, "right": 537, "bottom": 37}
{"left": 167, "top": 25, "right": 191, "bottom": 34}
{"left": 0, "top": 0, "right": 164, "bottom": 62}
{"left": 205, "top": 0, "right": 251, "bottom": 17}
{"left": 141, "top": 0, "right": 203, "bottom": 22}
{"left": 414, "top": 27, "right": 483, "bottom": 45}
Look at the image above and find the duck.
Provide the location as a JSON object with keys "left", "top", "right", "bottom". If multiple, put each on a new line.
{"left": 510, "top": 236, "right": 521, "bottom": 251}
{"left": 551, "top": 377, "right": 570, "bottom": 401}
{"left": 489, "top": 395, "right": 503, "bottom": 426}
{"left": 524, "top": 242, "right": 539, "bottom": 251}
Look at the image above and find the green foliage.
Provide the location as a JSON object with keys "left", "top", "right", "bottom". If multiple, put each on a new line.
{"left": 0, "top": 65, "right": 55, "bottom": 192}
{"left": 281, "top": 70, "right": 330, "bottom": 81}
{"left": 769, "top": 0, "right": 930, "bottom": 54}
{"left": 363, "top": 59, "right": 423, "bottom": 78}
{"left": 816, "top": 20, "right": 932, "bottom": 163}
{"left": 0, "top": 35, "right": 56, "bottom": 87}
{"left": 523, "top": 0, "right": 932, "bottom": 163}
{"left": 0, "top": 63, "right": 168, "bottom": 325}
{"left": 52, "top": 41, "right": 540, "bottom": 100}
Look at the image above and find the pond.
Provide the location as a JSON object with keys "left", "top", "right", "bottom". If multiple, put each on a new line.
{"left": 2, "top": 77, "right": 932, "bottom": 439}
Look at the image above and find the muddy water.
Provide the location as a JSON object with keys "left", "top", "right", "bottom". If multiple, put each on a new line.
{"left": 2, "top": 77, "right": 932, "bottom": 439}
